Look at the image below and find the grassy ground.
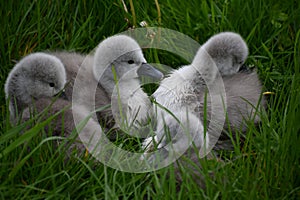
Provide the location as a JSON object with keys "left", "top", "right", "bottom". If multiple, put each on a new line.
{"left": 1, "top": 0, "right": 299, "bottom": 199}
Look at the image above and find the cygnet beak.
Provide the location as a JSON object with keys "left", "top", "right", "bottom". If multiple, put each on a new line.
{"left": 54, "top": 89, "right": 68, "bottom": 100}
{"left": 238, "top": 64, "right": 251, "bottom": 72}
{"left": 137, "top": 63, "right": 164, "bottom": 80}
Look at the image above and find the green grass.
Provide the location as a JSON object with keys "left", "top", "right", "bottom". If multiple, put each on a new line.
{"left": 1, "top": 0, "right": 300, "bottom": 199}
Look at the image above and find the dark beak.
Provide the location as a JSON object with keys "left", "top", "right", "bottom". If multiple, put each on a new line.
{"left": 55, "top": 89, "right": 68, "bottom": 100}
{"left": 238, "top": 64, "right": 251, "bottom": 73}
{"left": 137, "top": 63, "right": 164, "bottom": 80}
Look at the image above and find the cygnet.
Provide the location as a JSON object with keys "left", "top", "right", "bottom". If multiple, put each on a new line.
{"left": 143, "top": 32, "right": 265, "bottom": 154}
{"left": 4, "top": 52, "right": 67, "bottom": 122}
{"left": 93, "top": 35, "right": 164, "bottom": 133}
{"left": 142, "top": 32, "right": 265, "bottom": 188}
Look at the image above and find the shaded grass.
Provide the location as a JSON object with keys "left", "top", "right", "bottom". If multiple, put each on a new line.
{"left": 0, "top": 0, "right": 300, "bottom": 199}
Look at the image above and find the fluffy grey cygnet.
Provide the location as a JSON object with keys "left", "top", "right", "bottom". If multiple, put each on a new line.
{"left": 142, "top": 32, "right": 265, "bottom": 188}
{"left": 4, "top": 52, "right": 67, "bottom": 122}
{"left": 4, "top": 52, "right": 91, "bottom": 154}
{"left": 199, "top": 32, "right": 249, "bottom": 75}
{"left": 143, "top": 32, "right": 264, "bottom": 154}
{"left": 90, "top": 35, "right": 163, "bottom": 135}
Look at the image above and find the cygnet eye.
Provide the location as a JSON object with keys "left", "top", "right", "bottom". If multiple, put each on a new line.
{"left": 49, "top": 83, "right": 55, "bottom": 87}
{"left": 127, "top": 60, "right": 135, "bottom": 64}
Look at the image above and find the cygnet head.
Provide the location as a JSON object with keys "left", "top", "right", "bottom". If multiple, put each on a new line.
{"left": 93, "top": 35, "right": 163, "bottom": 94}
{"left": 5, "top": 52, "right": 66, "bottom": 118}
{"left": 198, "top": 32, "right": 248, "bottom": 75}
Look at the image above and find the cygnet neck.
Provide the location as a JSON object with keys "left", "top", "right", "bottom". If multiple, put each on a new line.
{"left": 99, "top": 66, "right": 140, "bottom": 97}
